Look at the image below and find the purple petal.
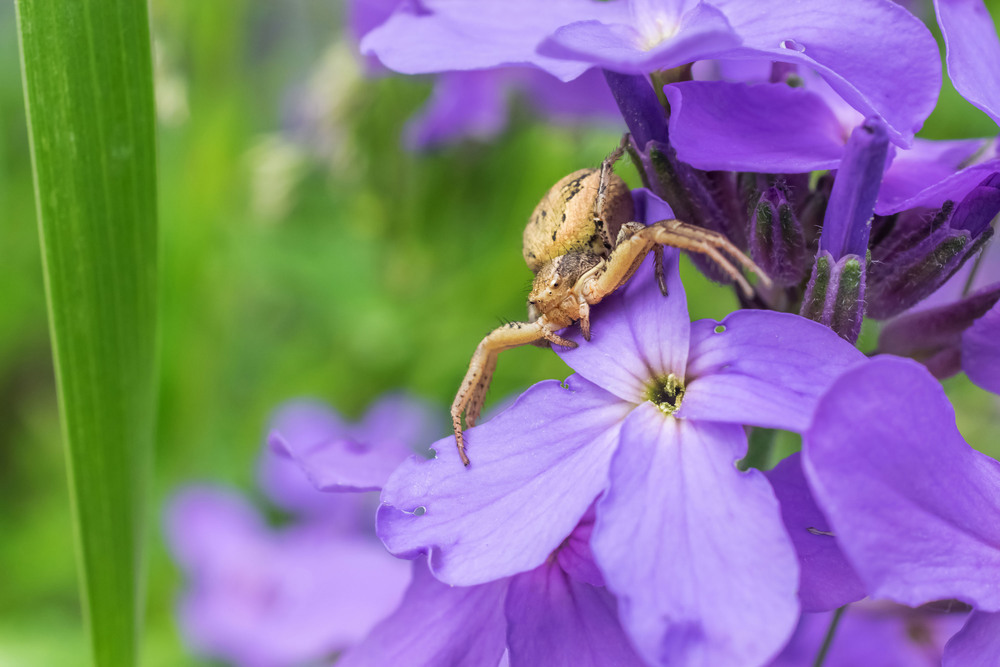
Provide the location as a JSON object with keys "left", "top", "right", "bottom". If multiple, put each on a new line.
{"left": 766, "top": 453, "right": 866, "bottom": 612}
{"left": 714, "top": 0, "right": 941, "bottom": 145}
{"left": 680, "top": 311, "right": 865, "bottom": 432}
{"left": 963, "top": 300, "right": 1000, "bottom": 394}
{"left": 176, "top": 514, "right": 410, "bottom": 666}
{"left": 339, "top": 558, "right": 507, "bottom": 667}
{"left": 259, "top": 400, "right": 349, "bottom": 512}
{"left": 166, "top": 487, "right": 264, "bottom": 571}
{"left": 936, "top": 0, "right": 1000, "bottom": 125}
{"left": 593, "top": 404, "right": 799, "bottom": 667}
{"left": 664, "top": 81, "right": 847, "bottom": 172}
{"left": 556, "top": 505, "right": 605, "bottom": 587}
{"left": 505, "top": 562, "right": 645, "bottom": 667}
{"left": 877, "top": 158, "right": 1000, "bottom": 214}
{"left": 269, "top": 430, "right": 412, "bottom": 493}
{"left": 541, "top": 3, "right": 741, "bottom": 74}
{"left": 377, "top": 376, "right": 630, "bottom": 585}
{"left": 876, "top": 138, "right": 988, "bottom": 214}
{"left": 556, "top": 252, "right": 690, "bottom": 403}
{"left": 944, "top": 611, "right": 1000, "bottom": 667}
{"left": 357, "top": 392, "right": 444, "bottom": 455}
{"left": 803, "top": 356, "right": 1000, "bottom": 611}
{"left": 360, "top": 0, "right": 625, "bottom": 81}
{"left": 520, "top": 67, "right": 621, "bottom": 122}
{"left": 404, "top": 71, "right": 509, "bottom": 150}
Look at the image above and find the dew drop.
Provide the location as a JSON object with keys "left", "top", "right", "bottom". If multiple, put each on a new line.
{"left": 714, "top": 324, "right": 726, "bottom": 334}
{"left": 780, "top": 39, "right": 806, "bottom": 53}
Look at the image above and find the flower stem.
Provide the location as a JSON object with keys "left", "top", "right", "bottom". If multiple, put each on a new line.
{"left": 812, "top": 606, "right": 847, "bottom": 667}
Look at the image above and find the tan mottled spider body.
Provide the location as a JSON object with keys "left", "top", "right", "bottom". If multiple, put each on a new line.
{"left": 451, "top": 135, "right": 771, "bottom": 466}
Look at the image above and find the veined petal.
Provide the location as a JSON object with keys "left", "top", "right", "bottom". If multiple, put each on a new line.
{"left": 935, "top": 0, "right": 1000, "bottom": 126}
{"left": 766, "top": 453, "right": 866, "bottom": 612}
{"left": 803, "top": 356, "right": 1000, "bottom": 611}
{"left": 339, "top": 558, "right": 507, "bottom": 667}
{"left": 593, "top": 405, "right": 799, "bottom": 667}
{"left": 714, "top": 0, "right": 941, "bottom": 145}
{"left": 680, "top": 311, "right": 865, "bottom": 432}
{"left": 557, "top": 252, "right": 690, "bottom": 403}
{"left": 377, "top": 376, "right": 630, "bottom": 585}
{"left": 963, "top": 300, "right": 1000, "bottom": 394}
{"left": 664, "top": 81, "right": 847, "bottom": 172}
{"left": 505, "top": 562, "right": 645, "bottom": 667}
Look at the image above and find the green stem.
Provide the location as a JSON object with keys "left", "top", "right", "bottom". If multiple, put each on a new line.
{"left": 813, "top": 606, "right": 848, "bottom": 667}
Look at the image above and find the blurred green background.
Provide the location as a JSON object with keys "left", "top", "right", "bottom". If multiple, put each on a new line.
{"left": 0, "top": 1, "right": 998, "bottom": 664}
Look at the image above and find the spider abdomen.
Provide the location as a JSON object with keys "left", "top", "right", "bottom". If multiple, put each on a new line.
{"left": 522, "top": 168, "right": 634, "bottom": 273}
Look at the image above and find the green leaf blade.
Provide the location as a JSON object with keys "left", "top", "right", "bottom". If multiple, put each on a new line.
{"left": 14, "top": 1, "right": 158, "bottom": 665}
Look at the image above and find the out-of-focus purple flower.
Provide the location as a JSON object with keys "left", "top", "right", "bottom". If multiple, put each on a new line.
{"left": 168, "top": 393, "right": 439, "bottom": 666}
{"left": 934, "top": 0, "right": 1000, "bottom": 126}
{"left": 800, "top": 355, "right": 1000, "bottom": 664}
{"left": 800, "top": 117, "right": 889, "bottom": 342}
{"left": 261, "top": 393, "right": 441, "bottom": 516}
{"left": 375, "top": 238, "right": 865, "bottom": 665}
{"left": 335, "top": 513, "right": 646, "bottom": 667}
{"left": 402, "top": 67, "right": 619, "bottom": 151}
{"left": 772, "top": 602, "right": 968, "bottom": 667}
{"left": 166, "top": 488, "right": 410, "bottom": 667}
{"left": 361, "top": 0, "right": 940, "bottom": 146}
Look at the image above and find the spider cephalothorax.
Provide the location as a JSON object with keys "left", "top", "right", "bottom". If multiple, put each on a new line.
{"left": 451, "top": 135, "right": 770, "bottom": 465}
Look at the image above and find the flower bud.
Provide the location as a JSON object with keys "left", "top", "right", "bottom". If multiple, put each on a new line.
{"left": 800, "top": 250, "right": 866, "bottom": 342}
{"left": 750, "top": 185, "right": 807, "bottom": 286}
{"left": 866, "top": 173, "right": 1000, "bottom": 319}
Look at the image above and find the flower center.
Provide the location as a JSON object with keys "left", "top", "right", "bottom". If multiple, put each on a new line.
{"left": 645, "top": 373, "right": 685, "bottom": 415}
{"left": 637, "top": 16, "right": 681, "bottom": 51}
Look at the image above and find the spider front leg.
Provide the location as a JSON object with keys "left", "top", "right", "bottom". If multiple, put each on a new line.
{"left": 451, "top": 319, "right": 576, "bottom": 466}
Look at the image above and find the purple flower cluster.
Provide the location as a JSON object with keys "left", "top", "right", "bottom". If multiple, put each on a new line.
{"left": 170, "top": 1, "right": 1000, "bottom": 665}
{"left": 165, "top": 395, "right": 439, "bottom": 666}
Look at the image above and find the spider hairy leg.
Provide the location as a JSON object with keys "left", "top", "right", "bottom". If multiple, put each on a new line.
{"left": 584, "top": 219, "right": 772, "bottom": 303}
{"left": 451, "top": 319, "right": 573, "bottom": 466}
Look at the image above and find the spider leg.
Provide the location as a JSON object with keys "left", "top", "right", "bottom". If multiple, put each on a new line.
{"left": 646, "top": 219, "right": 772, "bottom": 295}
{"left": 593, "top": 133, "right": 631, "bottom": 247}
{"left": 653, "top": 246, "right": 668, "bottom": 296}
{"left": 451, "top": 319, "right": 556, "bottom": 466}
{"left": 583, "top": 219, "right": 771, "bottom": 304}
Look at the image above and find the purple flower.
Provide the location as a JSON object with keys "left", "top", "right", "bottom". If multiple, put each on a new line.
{"left": 799, "top": 355, "right": 1000, "bottom": 663}
{"left": 771, "top": 602, "right": 968, "bottom": 666}
{"left": 166, "top": 488, "right": 410, "bottom": 667}
{"left": 336, "top": 513, "right": 646, "bottom": 667}
{"left": 167, "top": 394, "right": 439, "bottom": 666}
{"left": 375, "top": 249, "right": 866, "bottom": 665}
{"left": 402, "top": 67, "right": 619, "bottom": 151}
{"left": 361, "top": 0, "right": 940, "bottom": 147}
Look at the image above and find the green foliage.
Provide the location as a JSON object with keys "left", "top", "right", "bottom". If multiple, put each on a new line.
{"left": 14, "top": 0, "right": 158, "bottom": 665}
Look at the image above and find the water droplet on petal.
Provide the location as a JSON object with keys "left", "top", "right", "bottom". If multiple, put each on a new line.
{"left": 780, "top": 39, "right": 806, "bottom": 53}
